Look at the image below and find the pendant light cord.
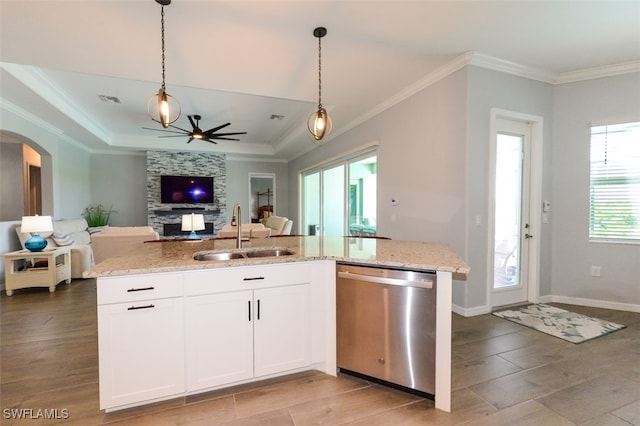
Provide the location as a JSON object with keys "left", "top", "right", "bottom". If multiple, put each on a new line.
{"left": 160, "top": 5, "right": 166, "bottom": 91}
{"left": 317, "top": 35, "right": 322, "bottom": 109}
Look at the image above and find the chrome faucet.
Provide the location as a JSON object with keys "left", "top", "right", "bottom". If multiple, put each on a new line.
{"left": 231, "top": 203, "right": 242, "bottom": 248}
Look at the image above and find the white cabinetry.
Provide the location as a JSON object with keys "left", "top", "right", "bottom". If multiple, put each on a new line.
{"left": 254, "top": 284, "right": 311, "bottom": 377}
{"left": 96, "top": 260, "right": 335, "bottom": 411}
{"left": 185, "top": 290, "right": 254, "bottom": 390}
{"left": 97, "top": 273, "right": 184, "bottom": 411}
{"left": 184, "top": 263, "right": 311, "bottom": 392}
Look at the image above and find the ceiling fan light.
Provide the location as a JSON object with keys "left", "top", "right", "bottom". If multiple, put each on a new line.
{"left": 308, "top": 107, "right": 332, "bottom": 141}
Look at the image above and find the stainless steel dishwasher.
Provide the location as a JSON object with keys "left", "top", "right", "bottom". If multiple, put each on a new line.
{"left": 336, "top": 263, "right": 437, "bottom": 396}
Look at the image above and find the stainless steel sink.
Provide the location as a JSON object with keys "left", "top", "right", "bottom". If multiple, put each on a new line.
{"left": 193, "top": 252, "right": 246, "bottom": 261}
{"left": 244, "top": 249, "right": 294, "bottom": 258}
{"left": 193, "top": 248, "right": 294, "bottom": 261}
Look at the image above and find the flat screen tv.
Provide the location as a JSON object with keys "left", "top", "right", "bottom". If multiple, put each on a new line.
{"left": 160, "top": 175, "right": 214, "bottom": 204}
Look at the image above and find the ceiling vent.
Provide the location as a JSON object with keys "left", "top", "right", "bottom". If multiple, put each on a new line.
{"left": 97, "top": 95, "right": 121, "bottom": 104}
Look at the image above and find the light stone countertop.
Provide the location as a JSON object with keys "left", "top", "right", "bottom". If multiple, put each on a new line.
{"left": 83, "top": 236, "right": 470, "bottom": 278}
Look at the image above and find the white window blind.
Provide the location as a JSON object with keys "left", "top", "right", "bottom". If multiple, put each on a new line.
{"left": 589, "top": 121, "right": 640, "bottom": 242}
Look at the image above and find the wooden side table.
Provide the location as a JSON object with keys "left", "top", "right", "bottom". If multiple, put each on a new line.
{"left": 3, "top": 247, "right": 72, "bottom": 296}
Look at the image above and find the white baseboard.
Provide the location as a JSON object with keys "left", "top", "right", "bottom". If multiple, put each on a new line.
{"left": 456, "top": 295, "right": 640, "bottom": 317}
{"left": 452, "top": 303, "right": 491, "bottom": 317}
{"left": 544, "top": 295, "right": 640, "bottom": 313}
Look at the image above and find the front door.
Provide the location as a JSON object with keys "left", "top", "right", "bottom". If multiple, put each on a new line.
{"left": 491, "top": 118, "right": 531, "bottom": 307}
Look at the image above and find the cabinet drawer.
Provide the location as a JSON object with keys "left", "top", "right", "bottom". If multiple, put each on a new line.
{"left": 184, "top": 262, "right": 310, "bottom": 296}
{"left": 97, "top": 273, "right": 183, "bottom": 304}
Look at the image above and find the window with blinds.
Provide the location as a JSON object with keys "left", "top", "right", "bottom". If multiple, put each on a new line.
{"left": 589, "top": 121, "right": 640, "bottom": 243}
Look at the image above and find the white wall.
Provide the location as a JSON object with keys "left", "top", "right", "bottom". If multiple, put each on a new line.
{"left": 90, "top": 152, "right": 149, "bottom": 226}
{"left": 551, "top": 72, "right": 640, "bottom": 308}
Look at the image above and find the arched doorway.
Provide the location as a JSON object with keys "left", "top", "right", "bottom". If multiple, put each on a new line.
{"left": 0, "top": 130, "right": 54, "bottom": 220}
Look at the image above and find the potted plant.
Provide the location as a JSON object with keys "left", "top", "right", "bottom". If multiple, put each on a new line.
{"left": 83, "top": 204, "right": 114, "bottom": 227}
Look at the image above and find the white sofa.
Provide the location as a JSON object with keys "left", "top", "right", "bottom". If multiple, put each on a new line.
{"left": 264, "top": 215, "right": 293, "bottom": 235}
{"left": 91, "top": 226, "right": 159, "bottom": 264}
{"left": 16, "top": 218, "right": 94, "bottom": 279}
{"left": 217, "top": 223, "right": 271, "bottom": 239}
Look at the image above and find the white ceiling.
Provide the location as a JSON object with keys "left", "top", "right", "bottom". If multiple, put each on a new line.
{"left": 1, "top": 1, "right": 639, "bottom": 160}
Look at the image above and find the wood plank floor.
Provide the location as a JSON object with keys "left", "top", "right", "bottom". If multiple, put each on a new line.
{"left": 1, "top": 279, "right": 639, "bottom": 425}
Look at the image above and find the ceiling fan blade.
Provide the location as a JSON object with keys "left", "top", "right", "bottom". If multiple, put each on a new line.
{"left": 187, "top": 137, "right": 194, "bottom": 144}
{"left": 142, "top": 127, "right": 186, "bottom": 135}
{"left": 187, "top": 115, "right": 197, "bottom": 130}
{"left": 203, "top": 123, "right": 231, "bottom": 134}
{"left": 202, "top": 138, "right": 218, "bottom": 144}
{"left": 208, "top": 131, "right": 247, "bottom": 137}
{"left": 165, "top": 123, "right": 193, "bottom": 133}
{"left": 208, "top": 136, "right": 241, "bottom": 141}
{"left": 157, "top": 135, "right": 191, "bottom": 138}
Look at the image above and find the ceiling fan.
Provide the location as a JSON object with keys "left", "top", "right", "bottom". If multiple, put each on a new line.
{"left": 143, "top": 114, "right": 247, "bottom": 144}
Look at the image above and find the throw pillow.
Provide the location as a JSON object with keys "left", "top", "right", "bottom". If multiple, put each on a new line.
{"left": 52, "top": 232, "right": 75, "bottom": 246}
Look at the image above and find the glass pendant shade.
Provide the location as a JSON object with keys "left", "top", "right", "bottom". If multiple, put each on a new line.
{"left": 21, "top": 215, "right": 53, "bottom": 252}
{"left": 147, "top": 88, "right": 181, "bottom": 128}
{"left": 308, "top": 107, "right": 333, "bottom": 141}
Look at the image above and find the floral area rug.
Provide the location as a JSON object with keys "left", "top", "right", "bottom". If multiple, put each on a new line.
{"left": 492, "top": 303, "right": 626, "bottom": 344}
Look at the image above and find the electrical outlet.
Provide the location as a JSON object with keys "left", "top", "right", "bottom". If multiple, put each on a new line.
{"left": 590, "top": 266, "right": 601, "bottom": 277}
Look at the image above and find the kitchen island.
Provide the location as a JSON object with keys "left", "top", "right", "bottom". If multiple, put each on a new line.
{"left": 85, "top": 236, "right": 469, "bottom": 413}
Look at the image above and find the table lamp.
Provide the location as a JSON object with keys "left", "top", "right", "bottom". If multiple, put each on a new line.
{"left": 181, "top": 213, "right": 205, "bottom": 240}
{"left": 21, "top": 215, "right": 54, "bottom": 252}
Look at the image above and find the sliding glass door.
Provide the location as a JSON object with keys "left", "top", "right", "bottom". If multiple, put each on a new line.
{"left": 301, "top": 151, "right": 377, "bottom": 237}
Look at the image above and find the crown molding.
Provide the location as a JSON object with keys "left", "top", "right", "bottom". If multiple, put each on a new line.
{"left": 555, "top": 60, "right": 640, "bottom": 84}
{"left": 468, "top": 52, "right": 556, "bottom": 83}
{"left": 0, "top": 98, "right": 64, "bottom": 136}
{"left": 1, "top": 62, "right": 113, "bottom": 144}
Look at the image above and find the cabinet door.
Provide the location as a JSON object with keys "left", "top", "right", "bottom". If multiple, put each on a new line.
{"left": 185, "top": 290, "right": 254, "bottom": 391}
{"left": 254, "top": 284, "right": 312, "bottom": 377}
{"left": 98, "top": 297, "right": 184, "bottom": 410}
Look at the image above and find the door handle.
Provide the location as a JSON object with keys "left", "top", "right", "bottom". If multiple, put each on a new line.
{"left": 525, "top": 233, "right": 533, "bottom": 239}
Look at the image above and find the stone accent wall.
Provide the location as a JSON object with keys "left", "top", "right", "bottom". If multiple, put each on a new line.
{"left": 147, "top": 151, "right": 227, "bottom": 237}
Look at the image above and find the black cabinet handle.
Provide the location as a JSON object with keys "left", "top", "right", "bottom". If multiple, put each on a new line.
{"left": 248, "top": 300, "right": 251, "bottom": 322}
{"left": 243, "top": 277, "right": 264, "bottom": 281}
{"left": 127, "top": 286, "right": 155, "bottom": 292}
{"left": 257, "top": 299, "right": 261, "bottom": 320}
{"left": 127, "top": 304, "right": 155, "bottom": 311}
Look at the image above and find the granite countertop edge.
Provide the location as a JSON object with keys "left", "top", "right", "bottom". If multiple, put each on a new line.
{"left": 84, "top": 237, "right": 470, "bottom": 278}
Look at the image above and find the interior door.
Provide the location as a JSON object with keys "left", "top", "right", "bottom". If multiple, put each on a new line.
{"left": 491, "top": 119, "right": 531, "bottom": 307}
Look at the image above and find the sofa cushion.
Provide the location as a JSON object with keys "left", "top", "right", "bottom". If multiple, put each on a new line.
{"left": 99, "top": 226, "right": 157, "bottom": 235}
{"left": 264, "top": 216, "right": 293, "bottom": 235}
{"left": 90, "top": 226, "right": 159, "bottom": 264}
{"left": 218, "top": 223, "right": 271, "bottom": 238}
{"left": 52, "top": 232, "right": 75, "bottom": 246}
{"left": 52, "top": 218, "right": 91, "bottom": 245}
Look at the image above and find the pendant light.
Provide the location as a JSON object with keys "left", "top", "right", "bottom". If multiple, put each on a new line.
{"left": 308, "top": 27, "right": 332, "bottom": 142}
{"left": 147, "top": 0, "right": 181, "bottom": 128}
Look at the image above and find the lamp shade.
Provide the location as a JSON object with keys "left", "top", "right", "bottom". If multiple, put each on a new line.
{"left": 21, "top": 215, "right": 53, "bottom": 252}
{"left": 181, "top": 213, "right": 205, "bottom": 240}
{"left": 21, "top": 215, "right": 53, "bottom": 233}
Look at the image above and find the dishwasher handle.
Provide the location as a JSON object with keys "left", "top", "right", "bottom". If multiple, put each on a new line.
{"left": 337, "top": 271, "right": 433, "bottom": 289}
